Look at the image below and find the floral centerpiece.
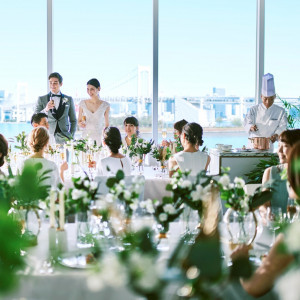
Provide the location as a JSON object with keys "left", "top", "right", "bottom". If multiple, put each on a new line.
{"left": 66, "top": 176, "right": 98, "bottom": 214}
{"left": 106, "top": 170, "right": 144, "bottom": 222}
{"left": 87, "top": 227, "right": 164, "bottom": 300}
{"left": 127, "top": 135, "right": 154, "bottom": 170}
{"left": 66, "top": 176, "right": 98, "bottom": 247}
{"left": 151, "top": 145, "right": 172, "bottom": 172}
{"left": 14, "top": 131, "right": 30, "bottom": 155}
{"left": 218, "top": 171, "right": 271, "bottom": 249}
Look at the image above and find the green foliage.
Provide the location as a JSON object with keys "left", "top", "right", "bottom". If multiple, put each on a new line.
{"left": 231, "top": 118, "right": 242, "bottom": 127}
{"left": 244, "top": 155, "right": 279, "bottom": 183}
{"left": 278, "top": 94, "right": 300, "bottom": 129}
{"left": 66, "top": 176, "right": 98, "bottom": 214}
{"left": 14, "top": 131, "right": 30, "bottom": 154}
{"left": 151, "top": 146, "right": 172, "bottom": 162}
{"left": 127, "top": 135, "right": 154, "bottom": 158}
{"left": 0, "top": 207, "right": 25, "bottom": 293}
{"left": 13, "top": 162, "right": 51, "bottom": 208}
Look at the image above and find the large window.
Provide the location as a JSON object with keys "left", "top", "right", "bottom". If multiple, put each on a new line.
{"left": 265, "top": 0, "right": 300, "bottom": 99}
{"left": 0, "top": 1, "right": 47, "bottom": 138}
{"left": 53, "top": 0, "right": 152, "bottom": 138}
{"left": 158, "top": 0, "right": 256, "bottom": 145}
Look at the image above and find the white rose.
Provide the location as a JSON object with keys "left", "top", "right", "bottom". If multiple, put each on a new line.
{"left": 72, "top": 189, "right": 82, "bottom": 200}
{"left": 146, "top": 203, "right": 155, "bottom": 214}
{"left": 234, "top": 177, "right": 245, "bottom": 187}
{"left": 159, "top": 213, "right": 168, "bottom": 222}
{"left": 219, "top": 174, "right": 230, "bottom": 187}
{"left": 181, "top": 180, "right": 192, "bottom": 189}
{"left": 123, "top": 190, "right": 131, "bottom": 200}
{"left": 191, "top": 185, "right": 203, "bottom": 201}
{"left": 139, "top": 201, "right": 146, "bottom": 209}
{"left": 83, "top": 180, "right": 90, "bottom": 188}
{"left": 129, "top": 202, "right": 138, "bottom": 211}
{"left": 119, "top": 180, "right": 125, "bottom": 186}
{"left": 163, "top": 204, "right": 177, "bottom": 215}
{"left": 90, "top": 181, "right": 98, "bottom": 190}
{"left": 115, "top": 184, "right": 123, "bottom": 195}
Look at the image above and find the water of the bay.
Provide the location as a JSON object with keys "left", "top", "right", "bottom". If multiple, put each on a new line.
{"left": 0, "top": 122, "right": 273, "bottom": 150}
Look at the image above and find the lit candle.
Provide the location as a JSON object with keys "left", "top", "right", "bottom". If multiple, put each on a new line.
{"left": 59, "top": 189, "right": 65, "bottom": 231}
{"left": 49, "top": 189, "right": 56, "bottom": 228}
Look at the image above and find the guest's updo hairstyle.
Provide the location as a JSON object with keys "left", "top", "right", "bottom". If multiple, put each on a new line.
{"left": 182, "top": 122, "right": 204, "bottom": 147}
{"left": 28, "top": 127, "right": 49, "bottom": 153}
{"left": 87, "top": 78, "right": 101, "bottom": 89}
{"left": 124, "top": 116, "right": 140, "bottom": 136}
{"left": 279, "top": 129, "right": 300, "bottom": 147}
{"left": 103, "top": 127, "right": 122, "bottom": 154}
{"left": 287, "top": 141, "right": 300, "bottom": 199}
{"left": 174, "top": 119, "right": 188, "bottom": 135}
{"left": 0, "top": 134, "right": 8, "bottom": 167}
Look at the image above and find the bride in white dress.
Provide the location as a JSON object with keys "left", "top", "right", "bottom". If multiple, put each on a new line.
{"left": 168, "top": 122, "right": 210, "bottom": 177}
{"left": 97, "top": 127, "right": 131, "bottom": 176}
{"left": 78, "top": 78, "right": 110, "bottom": 145}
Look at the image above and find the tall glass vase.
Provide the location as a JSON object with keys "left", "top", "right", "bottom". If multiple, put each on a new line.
{"left": 76, "top": 211, "right": 93, "bottom": 248}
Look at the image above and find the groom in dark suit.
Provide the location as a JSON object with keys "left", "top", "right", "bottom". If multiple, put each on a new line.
{"left": 35, "top": 72, "right": 77, "bottom": 144}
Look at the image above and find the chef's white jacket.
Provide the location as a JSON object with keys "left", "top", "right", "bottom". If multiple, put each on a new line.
{"left": 244, "top": 103, "right": 287, "bottom": 150}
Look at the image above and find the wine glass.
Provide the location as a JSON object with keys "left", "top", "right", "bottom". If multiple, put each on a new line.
{"left": 266, "top": 207, "right": 283, "bottom": 246}
{"left": 287, "top": 198, "right": 299, "bottom": 223}
{"left": 162, "top": 128, "right": 167, "bottom": 139}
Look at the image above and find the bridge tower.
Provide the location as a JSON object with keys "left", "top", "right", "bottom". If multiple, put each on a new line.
{"left": 137, "top": 65, "right": 151, "bottom": 117}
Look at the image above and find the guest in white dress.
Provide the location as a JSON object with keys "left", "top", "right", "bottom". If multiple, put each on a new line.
{"left": 0, "top": 134, "right": 8, "bottom": 176}
{"left": 168, "top": 122, "right": 210, "bottom": 177}
{"left": 78, "top": 78, "right": 110, "bottom": 145}
{"left": 97, "top": 127, "right": 131, "bottom": 176}
{"left": 21, "top": 127, "right": 68, "bottom": 188}
{"left": 122, "top": 116, "right": 140, "bottom": 147}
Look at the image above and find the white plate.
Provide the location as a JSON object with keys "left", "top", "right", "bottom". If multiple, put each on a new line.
{"left": 58, "top": 253, "right": 95, "bottom": 269}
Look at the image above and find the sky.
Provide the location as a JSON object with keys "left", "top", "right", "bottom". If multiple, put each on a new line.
{"left": 0, "top": 0, "right": 299, "bottom": 103}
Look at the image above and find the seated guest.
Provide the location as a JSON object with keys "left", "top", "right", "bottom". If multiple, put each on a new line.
{"left": 21, "top": 127, "right": 67, "bottom": 187}
{"left": 31, "top": 113, "right": 49, "bottom": 130}
{"left": 98, "top": 127, "right": 131, "bottom": 176}
{"left": 162, "top": 119, "right": 188, "bottom": 149}
{"left": 123, "top": 116, "right": 140, "bottom": 147}
{"left": 0, "top": 134, "right": 8, "bottom": 176}
{"left": 168, "top": 122, "right": 210, "bottom": 177}
{"left": 237, "top": 142, "right": 300, "bottom": 298}
{"left": 261, "top": 129, "right": 300, "bottom": 213}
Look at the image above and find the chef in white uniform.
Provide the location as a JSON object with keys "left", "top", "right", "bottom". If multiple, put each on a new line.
{"left": 244, "top": 73, "right": 287, "bottom": 151}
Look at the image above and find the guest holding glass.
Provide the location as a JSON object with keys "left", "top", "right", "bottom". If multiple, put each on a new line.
{"left": 97, "top": 127, "right": 131, "bottom": 176}
{"left": 20, "top": 127, "right": 68, "bottom": 187}
{"left": 236, "top": 142, "right": 300, "bottom": 298}
{"left": 261, "top": 129, "right": 300, "bottom": 215}
{"left": 122, "top": 116, "right": 140, "bottom": 147}
{"left": 168, "top": 122, "right": 210, "bottom": 177}
{"left": 161, "top": 119, "right": 188, "bottom": 150}
{"left": 78, "top": 78, "right": 110, "bottom": 145}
